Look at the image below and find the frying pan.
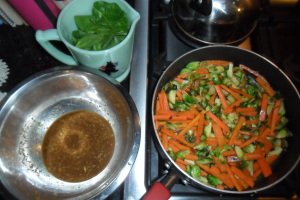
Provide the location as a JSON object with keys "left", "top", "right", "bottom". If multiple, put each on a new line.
{"left": 144, "top": 45, "right": 300, "bottom": 199}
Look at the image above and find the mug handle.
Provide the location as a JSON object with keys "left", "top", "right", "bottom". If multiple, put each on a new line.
{"left": 35, "top": 30, "right": 77, "bottom": 65}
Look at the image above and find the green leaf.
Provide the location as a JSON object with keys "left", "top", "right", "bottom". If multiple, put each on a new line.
{"left": 72, "top": 1, "right": 129, "bottom": 51}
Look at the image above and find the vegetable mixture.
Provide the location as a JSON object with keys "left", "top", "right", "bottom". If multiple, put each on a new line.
{"left": 154, "top": 60, "right": 290, "bottom": 191}
{"left": 72, "top": 1, "right": 129, "bottom": 51}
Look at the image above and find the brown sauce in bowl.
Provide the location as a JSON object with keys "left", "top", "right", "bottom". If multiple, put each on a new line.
{"left": 42, "top": 110, "right": 115, "bottom": 182}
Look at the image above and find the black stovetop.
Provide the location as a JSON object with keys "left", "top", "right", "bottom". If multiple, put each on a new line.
{"left": 147, "top": 1, "right": 300, "bottom": 199}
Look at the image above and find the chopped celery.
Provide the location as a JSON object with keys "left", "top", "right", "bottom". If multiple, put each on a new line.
{"left": 194, "top": 142, "right": 207, "bottom": 150}
{"left": 207, "top": 175, "right": 223, "bottom": 186}
{"left": 186, "top": 61, "right": 200, "bottom": 70}
{"left": 176, "top": 150, "right": 190, "bottom": 159}
{"left": 183, "top": 94, "right": 197, "bottom": 104}
{"left": 243, "top": 143, "right": 256, "bottom": 153}
{"left": 190, "top": 165, "right": 201, "bottom": 178}
{"left": 267, "top": 146, "right": 283, "bottom": 157}
{"left": 276, "top": 128, "right": 290, "bottom": 139}
{"left": 168, "top": 90, "right": 176, "bottom": 104}
{"left": 246, "top": 160, "right": 254, "bottom": 176}
{"left": 227, "top": 63, "right": 233, "bottom": 78}
{"left": 204, "top": 122, "right": 214, "bottom": 137}
{"left": 235, "top": 146, "right": 244, "bottom": 159}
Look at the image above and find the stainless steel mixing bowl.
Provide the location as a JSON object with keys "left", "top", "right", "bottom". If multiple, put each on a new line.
{"left": 0, "top": 66, "right": 140, "bottom": 200}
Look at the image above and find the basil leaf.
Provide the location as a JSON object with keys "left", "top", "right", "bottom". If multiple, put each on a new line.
{"left": 72, "top": 1, "right": 129, "bottom": 51}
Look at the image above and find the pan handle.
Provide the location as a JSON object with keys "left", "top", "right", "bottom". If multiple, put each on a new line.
{"left": 143, "top": 170, "right": 179, "bottom": 200}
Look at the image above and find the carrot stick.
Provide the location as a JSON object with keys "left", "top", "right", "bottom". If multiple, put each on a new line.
{"left": 169, "top": 139, "right": 191, "bottom": 151}
{"left": 158, "top": 90, "right": 171, "bottom": 111}
{"left": 220, "top": 85, "right": 242, "bottom": 100}
{"left": 236, "top": 107, "right": 257, "bottom": 114}
{"left": 205, "top": 60, "right": 230, "bottom": 67}
{"left": 229, "top": 87, "right": 252, "bottom": 99}
{"left": 209, "top": 92, "right": 217, "bottom": 105}
{"left": 185, "top": 154, "right": 198, "bottom": 161}
{"left": 205, "top": 137, "right": 218, "bottom": 148}
{"left": 266, "top": 155, "right": 278, "bottom": 164}
{"left": 256, "top": 76, "right": 276, "bottom": 97}
{"left": 229, "top": 116, "right": 245, "bottom": 145}
{"left": 270, "top": 99, "right": 281, "bottom": 135}
{"left": 226, "top": 164, "right": 243, "bottom": 191}
{"left": 215, "top": 85, "right": 229, "bottom": 109}
{"left": 257, "top": 157, "right": 272, "bottom": 177}
{"left": 259, "top": 93, "right": 269, "bottom": 121}
{"left": 240, "top": 136, "right": 258, "bottom": 148}
{"left": 235, "top": 176, "right": 248, "bottom": 190}
{"left": 161, "top": 133, "right": 169, "bottom": 150}
{"left": 230, "top": 166, "right": 255, "bottom": 188}
{"left": 176, "top": 158, "right": 187, "bottom": 171}
{"left": 160, "top": 128, "right": 194, "bottom": 148}
{"left": 177, "top": 113, "right": 201, "bottom": 137}
{"left": 222, "top": 150, "right": 236, "bottom": 157}
{"left": 224, "top": 99, "right": 243, "bottom": 114}
{"left": 214, "top": 157, "right": 226, "bottom": 173}
{"left": 212, "top": 123, "right": 227, "bottom": 147}
{"left": 176, "top": 158, "right": 187, "bottom": 165}
{"left": 196, "top": 67, "right": 209, "bottom": 74}
{"left": 154, "top": 114, "right": 171, "bottom": 121}
{"left": 244, "top": 152, "right": 263, "bottom": 160}
{"left": 168, "top": 142, "right": 180, "bottom": 152}
{"left": 198, "top": 164, "right": 234, "bottom": 189}
{"left": 207, "top": 111, "right": 229, "bottom": 133}
{"left": 245, "top": 119, "right": 259, "bottom": 125}
{"left": 196, "top": 112, "right": 205, "bottom": 143}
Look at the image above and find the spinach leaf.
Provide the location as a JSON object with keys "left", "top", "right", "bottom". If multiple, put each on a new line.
{"left": 72, "top": 1, "right": 129, "bottom": 51}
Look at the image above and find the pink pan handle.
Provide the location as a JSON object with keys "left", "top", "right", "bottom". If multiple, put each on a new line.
{"left": 143, "top": 182, "right": 171, "bottom": 200}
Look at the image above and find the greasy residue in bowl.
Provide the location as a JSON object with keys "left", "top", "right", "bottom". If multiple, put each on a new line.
{"left": 42, "top": 110, "right": 115, "bottom": 182}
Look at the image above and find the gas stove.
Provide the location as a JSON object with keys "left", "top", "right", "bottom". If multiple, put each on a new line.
{"left": 124, "top": 0, "right": 300, "bottom": 200}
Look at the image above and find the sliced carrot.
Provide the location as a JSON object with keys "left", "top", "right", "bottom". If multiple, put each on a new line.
{"left": 161, "top": 133, "right": 169, "bottom": 150}
{"left": 223, "top": 99, "right": 243, "bottom": 114}
{"left": 212, "top": 123, "right": 227, "bottom": 147}
{"left": 205, "top": 60, "right": 230, "bottom": 67}
{"left": 257, "top": 157, "right": 272, "bottom": 177}
{"left": 185, "top": 154, "right": 198, "bottom": 161}
{"left": 168, "top": 142, "right": 180, "bottom": 152}
{"left": 226, "top": 164, "right": 243, "bottom": 191}
{"left": 209, "top": 92, "right": 217, "bottom": 106}
{"left": 169, "top": 139, "right": 191, "bottom": 151}
{"left": 154, "top": 114, "right": 171, "bottom": 121}
{"left": 197, "top": 164, "right": 234, "bottom": 189}
{"left": 245, "top": 119, "right": 259, "bottom": 126}
{"left": 270, "top": 99, "right": 281, "bottom": 135}
{"left": 214, "top": 157, "right": 226, "bottom": 173}
{"left": 240, "top": 136, "right": 258, "bottom": 148}
{"left": 244, "top": 152, "right": 263, "bottom": 160}
{"left": 196, "top": 67, "right": 209, "bottom": 74}
{"left": 205, "top": 137, "right": 218, "bottom": 148}
{"left": 215, "top": 85, "right": 229, "bottom": 109}
{"left": 222, "top": 150, "right": 237, "bottom": 157}
{"left": 160, "top": 128, "right": 194, "bottom": 148}
{"left": 177, "top": 113, "right": 202, "bottom": 137}
{"left": 196, "top": 112, "right": 205, "bottom": 143}
{"left": 229, "top": 116, "right": 245, "bottom": 145}
{"left": 231, "top": 166, "right": 255, "bottom": 188}
{"left": 229, "top": 87, "right": 252, "bottom": 99}
{"left": 259, "top": 93, "right": 269, "bottom": 121}
{"left": 256, "top": 76, "right": 276, "bottom": 97}
{"left": 206, "top": 111, "right": 229, "bottom": 133}
{"left": 236, "top": 107, "right": 257, "bottom": 117}
{"left": 266, "top": 155, "right": 278, "bottom": 164}
{"left": 220, "top": 84, "right": 242, "bottom": 100}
